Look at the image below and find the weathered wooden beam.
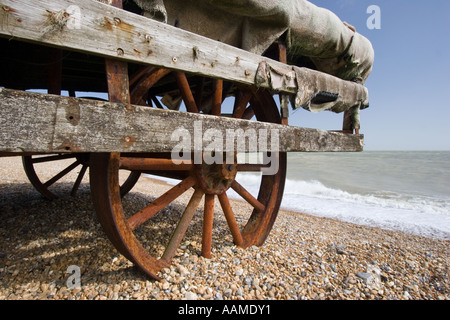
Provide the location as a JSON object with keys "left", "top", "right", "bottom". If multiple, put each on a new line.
{"left": 0, "top": 89, "right": 364, "bottom": 154}
{"left": 0, "top": 0, "right": 275, "bottom": 89}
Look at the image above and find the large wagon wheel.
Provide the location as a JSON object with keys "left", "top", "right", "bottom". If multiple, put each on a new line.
{"left": 89, "top": 69, "right": 287, "bottom": 279}
{"left": 22, "top": 153, "right": 141, "bottom": 200}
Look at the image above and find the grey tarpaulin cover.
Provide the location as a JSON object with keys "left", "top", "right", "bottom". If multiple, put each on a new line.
{"left": 132, "top": 0, "right": 374, "bottom": 112}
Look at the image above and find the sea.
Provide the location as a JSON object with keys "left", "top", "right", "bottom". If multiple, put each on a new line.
{"left": 148, "top": 151, "right": 450, "bottom": 240}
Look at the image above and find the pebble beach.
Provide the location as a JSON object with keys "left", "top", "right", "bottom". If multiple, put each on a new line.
{"left": 0, "top": 156, "right": 448, "bottom": 301}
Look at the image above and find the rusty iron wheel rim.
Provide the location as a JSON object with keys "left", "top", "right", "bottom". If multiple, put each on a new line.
{"left": 89, "top": 69, "right": 286, "bottom": 279}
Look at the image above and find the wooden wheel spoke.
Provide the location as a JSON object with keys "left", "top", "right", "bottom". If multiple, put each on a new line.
{"left": 149, "top": 95, "right": 164, "bottom": 109}
{"left": 194, "top": 77, "right": 206, "bottom": 108}
{"left": 129, "top": 66, "right": 155, "bottom": 87}
{"left": 127, "top": 176, "right": 196, "bottom": 231}
{"left": 161, "top": 189, "right": 204, "bottom": 262}
{"left": 211, "top": 79, "right": 223, "bottom": 116}
{"left": 131, "top": 68, "right": 171, "bottom": 105}
{"left": 174, "top": 72, "right": 199, "bottom": 113}
{"left": 218, "top": 193, "right": 244, "bottom": 246}
{"left": 43, "top": 160, "right": 81, "bottom": 188}
{"left": 31, "top": 154, "right": 78, "bottom": 164}
{"left": 232, "top": 91, "right": 252, "bottom": 119}
{"left": 231, "top": 180, "right": 265, "bottom": 213}
{"left": 119, "top": 157, "right": 192, "bottom": 171}
{"left": 202, "top": 194, "right": 215, "bottom": 258}
{"left": 242, "top": 107, "right": 255, "bottom": 120}
{"left": 70, "top": 164, "right": 88, "bottom": 196}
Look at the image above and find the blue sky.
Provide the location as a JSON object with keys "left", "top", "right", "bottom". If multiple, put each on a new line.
{"left": 289, "top": 0, "right": 450, "bottom": 150}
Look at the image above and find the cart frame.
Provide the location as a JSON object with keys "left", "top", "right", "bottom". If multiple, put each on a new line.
{"left": 0, "top": 0, "right": 368, "bottom": 279}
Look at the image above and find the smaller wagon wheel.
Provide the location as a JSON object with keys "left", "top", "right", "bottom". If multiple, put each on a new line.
{"left": 90, "top": 70, "right": 287, "bottom": 279}
{"left": 22, "top": 153, "right": 141, "bottom": 200}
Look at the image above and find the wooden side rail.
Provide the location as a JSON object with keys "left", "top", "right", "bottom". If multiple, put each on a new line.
{"left": 0, "top": 89, "right": 363, "bottom": 154}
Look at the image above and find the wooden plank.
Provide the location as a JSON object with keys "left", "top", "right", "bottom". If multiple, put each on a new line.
{"left": 0, "top": 89, "right": 364, "bottom": 154}
{"left": 0, "top": 0, "right": 273, "bottom": 89}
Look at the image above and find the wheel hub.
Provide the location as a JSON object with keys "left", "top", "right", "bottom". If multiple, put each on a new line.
{"left": 195, "top": 161, "right": 237, "bottom": 195}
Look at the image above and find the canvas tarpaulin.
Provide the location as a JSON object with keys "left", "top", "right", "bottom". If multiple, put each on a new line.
{"left": 133, "top": 0, "right": 374, "bottom": 83}
{"left": 131, "top": 0, "right": 373, "bottom": 114}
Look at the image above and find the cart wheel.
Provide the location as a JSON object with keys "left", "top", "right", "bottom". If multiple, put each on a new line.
{"left": 89, "top": 70, "right": 286, "bottom": 279}
{"left": 22, "top": 153, "right": 141, "bottom": 200}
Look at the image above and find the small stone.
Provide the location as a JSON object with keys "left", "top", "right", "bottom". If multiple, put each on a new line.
{"left": 161, "top": 282, "right": 170, "bottom": 290}
{"left": 336, "top": 245, "right": 347, "bottom": 255}
{"left": 224, "top": 289, "right": 232, "bottom": 298}
{"left": 183, "top": 291, "right": 198, "bottom": 300}
{"left": 403, "top": 291, "right": 412, "bottom": 299}
{"left": 244, "top": 277, "right": 253, "bottom": 286}
{"left": 356, "top": 272, "right": 372, "bottom": 281}
{"left": 235, "top": 269, "right": 244, "bottom": 277}
{"left": 356, "top": 265, "right": 382, "bottom": 290}
{"left": 177, "top": 264, "right": 189, "bottom": 277}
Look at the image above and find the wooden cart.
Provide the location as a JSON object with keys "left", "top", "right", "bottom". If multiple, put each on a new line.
{"left": 0, "top": 0, "right": 368, "bottom": 280}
